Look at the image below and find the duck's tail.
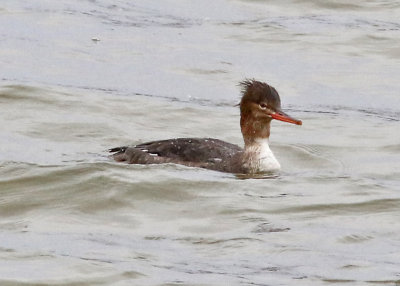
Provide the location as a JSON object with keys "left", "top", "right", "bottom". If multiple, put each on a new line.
{"left": 108, "top": 146, "right": 128, "bottom": 162}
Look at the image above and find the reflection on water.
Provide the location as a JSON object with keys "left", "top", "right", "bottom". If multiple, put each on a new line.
{"left": 1, "top": 0, "right": 400, "bottom": 285}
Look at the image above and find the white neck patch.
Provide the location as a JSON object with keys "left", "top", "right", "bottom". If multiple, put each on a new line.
{"left": 243, "top": 138, "right": 281, "bottom": 173}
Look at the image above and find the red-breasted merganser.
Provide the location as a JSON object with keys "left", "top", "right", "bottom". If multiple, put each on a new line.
{"left": 110, "top": 80, "right": 302, "bottom": 174}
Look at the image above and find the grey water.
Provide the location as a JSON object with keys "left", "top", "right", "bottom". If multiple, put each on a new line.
{"left": 1, "top": 0, "right": 400, "bottom": 285}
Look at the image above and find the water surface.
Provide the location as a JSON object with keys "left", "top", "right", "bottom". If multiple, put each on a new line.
{"left": 0, "top": 0, "right": 400, "bottom": 285}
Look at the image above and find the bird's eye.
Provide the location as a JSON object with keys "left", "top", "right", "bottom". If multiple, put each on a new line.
{"left": 259, "top": 103, "right": 268, "bottom": 109}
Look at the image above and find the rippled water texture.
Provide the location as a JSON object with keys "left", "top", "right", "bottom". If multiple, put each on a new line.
{"left": 1, "top": 0, "right": 400, "bottom": 285}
